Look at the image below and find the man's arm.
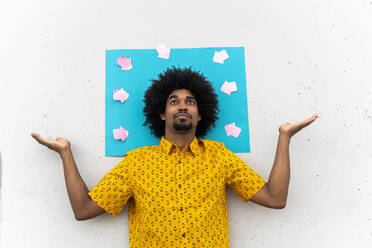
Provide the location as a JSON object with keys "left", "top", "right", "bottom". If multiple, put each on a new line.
{"left": 249, "top": 114, "right": 318, "bottom": 209}
{"left": 31, "top": 133, "right": 105, "bottom": 220}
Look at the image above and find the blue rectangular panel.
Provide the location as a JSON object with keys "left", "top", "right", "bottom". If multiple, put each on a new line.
{"left": 106, "top": 47, "right": 250, "bottom": 156}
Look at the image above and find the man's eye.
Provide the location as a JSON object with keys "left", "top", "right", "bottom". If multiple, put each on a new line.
{"left": 170, "top": 100, "right": 177, "bottom": 105}
{"left": 187, "top": 100, "right": 195, "bottom": 105}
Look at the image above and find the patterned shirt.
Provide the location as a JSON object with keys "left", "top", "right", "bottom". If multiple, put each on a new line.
{"left": 88, "top": 136, "right": 266, "bottom": 248}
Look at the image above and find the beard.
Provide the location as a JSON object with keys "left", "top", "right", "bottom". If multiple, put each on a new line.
{"left": 173, "top": 120, "right": 192, "bottom": 131}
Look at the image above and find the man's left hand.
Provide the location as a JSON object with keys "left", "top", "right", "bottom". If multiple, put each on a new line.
{"left": 279, "top": 114, "right": 318, "bottom": 138}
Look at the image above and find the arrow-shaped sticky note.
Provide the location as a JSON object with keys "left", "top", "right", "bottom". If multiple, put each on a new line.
{"left": 113, "top": 126, "right": 129, "bottom": 142}
{"left": 156, "top": 44, "right": 171, "bottom": 59}
{"left": 213, "top": 49, "right": 229, "bottom": 64}
{"left": 113, "top": 88, "right": 129, "bottom": 103}
{"left": 117, "top": 56, "right": 132, "bottom": 70}
{"left": 224, "top": 123, "right": 241, "bottom": 138}
{"left": 220, "top": 81, "right": 238, "bottom": 95}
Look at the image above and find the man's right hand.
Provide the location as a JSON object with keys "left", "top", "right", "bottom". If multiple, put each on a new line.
{"left": 31, "top": 132, "right": 71, "bottom": 154}
{"left": 30, "top": 132, "right": 105, "bottom": 220}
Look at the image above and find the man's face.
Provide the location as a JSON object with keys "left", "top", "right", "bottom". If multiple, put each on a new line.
{"left": 160, "top": 89, "right": 201, "bottom": 134}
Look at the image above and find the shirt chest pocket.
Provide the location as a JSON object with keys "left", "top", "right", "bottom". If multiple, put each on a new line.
{"left": 181, "top": 160, "right": 225, "bottom": 205}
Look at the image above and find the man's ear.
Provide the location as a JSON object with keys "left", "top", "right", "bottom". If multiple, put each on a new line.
{"left": 160, "top": 113, "right": 165, "bottom": 120}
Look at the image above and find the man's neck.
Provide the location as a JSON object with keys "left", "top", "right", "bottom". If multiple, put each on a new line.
{"left": 164, "top": 132, "right": 195, "bottom": 151}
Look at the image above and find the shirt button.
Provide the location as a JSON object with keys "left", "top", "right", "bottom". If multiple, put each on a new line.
{"left": 180, "top": 207, "right": 183, "bottom": 211}
{"left": 182, "top": 233, "right": 186, "bottom": 237}
{"left": 178, "top": 184, "right": 182, "bottom": 188}
{"left": 178, "top": 160, "right": 181, "bottom": 164}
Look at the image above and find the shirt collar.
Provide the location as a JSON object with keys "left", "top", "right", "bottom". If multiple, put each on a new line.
{"left": 160, "top": 136, "right": 202, "bottom": 156}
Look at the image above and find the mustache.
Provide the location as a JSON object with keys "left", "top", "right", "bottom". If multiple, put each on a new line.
{"left": 174, "top": 112, "right": 192, "bottom": 119}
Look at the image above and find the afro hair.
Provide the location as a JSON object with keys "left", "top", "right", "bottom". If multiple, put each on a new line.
{"left": 143, "top": 66, "right": 219, "bottom": 138}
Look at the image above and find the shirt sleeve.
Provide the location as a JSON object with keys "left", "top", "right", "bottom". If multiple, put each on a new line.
{"left": 223, "top": 145, "right": 266, "bottom": 202}
{"left": 88, "top": 155, "right": 133, "bottom": 217}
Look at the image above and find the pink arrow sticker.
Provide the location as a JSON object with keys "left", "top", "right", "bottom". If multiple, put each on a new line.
{"left": 220, "top": 81, "right": 238, "bottom": 95}
{"left": 156, "top": 44, "right": 171, "bottom": 59}
{"left": 224, "top": 123, "right": 241, "bottom": 138}
{"left": 113, "top": 88, "right": 129, "bottom": 103}
{"left": 113, "top": 126, "right": 129, "bottom": 142}
{"left": 213, "top": 49, "right": 229, "bottom": 64}
{"left": 228, "top": 81, "right": 237, "bottom": 92}
{"left": 117, "top": 56, "right": 132, "bottom": 70}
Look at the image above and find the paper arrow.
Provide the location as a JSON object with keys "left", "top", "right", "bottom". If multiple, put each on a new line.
{"left": 117, "top": 56, "right": 132, "bottom": 70}
{"left": 220, "top": 81, "right": 238, "bottom": 95}
{"left": 113, "top": 126, "right": 129, "bottom": 142}
{"left": 224, "top": 123, "right": 241, "bottom": 138}
{"left": 156, "top": 44, "right": 171, "bottom": 59}
{"left": 213, "top": 49, "right": 229, "bottom": 64}
{"left": 113, "top": 88, "right": 129, "bottom": 103}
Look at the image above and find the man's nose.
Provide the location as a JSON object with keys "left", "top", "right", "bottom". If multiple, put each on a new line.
{"left": 177, "top": 101, "right": 188, "bottom": 111}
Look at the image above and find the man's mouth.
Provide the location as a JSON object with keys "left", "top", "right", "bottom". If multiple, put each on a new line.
{"left": 174, "top": 112, "right": 192, "bottom": 119}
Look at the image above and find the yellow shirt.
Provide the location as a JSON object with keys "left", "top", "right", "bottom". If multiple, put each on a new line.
{"left": 88, "top": 137, "right": 266, "bottom": 248}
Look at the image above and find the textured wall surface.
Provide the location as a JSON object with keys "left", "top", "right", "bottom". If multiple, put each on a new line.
{"left": 0, "top": 0, "right": 371, "bottom": 247}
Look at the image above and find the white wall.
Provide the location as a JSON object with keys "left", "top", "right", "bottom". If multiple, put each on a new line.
{"left": 1, "top": 0, "right": 371, "bottom": 247}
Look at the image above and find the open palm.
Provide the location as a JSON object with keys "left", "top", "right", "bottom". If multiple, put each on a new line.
{"left": 31, "top": 132, "right": 70, "bottom": 153}
{"left": 279, "top": 114, "right": 318, "bottom": 138}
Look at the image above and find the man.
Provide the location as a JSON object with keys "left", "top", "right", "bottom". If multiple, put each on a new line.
{"left": 31, "top": 67, "right": 318, "bottom": 247}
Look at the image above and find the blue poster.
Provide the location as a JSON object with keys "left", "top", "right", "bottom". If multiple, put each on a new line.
{"left": 106, "top": 46, "right": 250, "bottom": 156}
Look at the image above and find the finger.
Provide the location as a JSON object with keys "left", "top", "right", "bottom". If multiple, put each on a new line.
{"left": 31, "top": 133, "right": 52, "bottom": 146}
{"left": 31, "top": 132, "right": 41, "bottom": 142}
{"left": 287, "top": 115, "right": 317, "bottom": 135}
{"left": 296, "top": 114, "right": 318, "bottom": 128}
{"left": 308, "top": 114, "right": 318, "bottom": 121}
{"left": 303, "top": 114, "right": 318, "bottom": 125}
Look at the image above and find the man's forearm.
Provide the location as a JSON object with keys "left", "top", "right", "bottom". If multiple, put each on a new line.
{"left": 267, "top": 133, "right": 291, "bottom": 206}
{"left": 249, "top": 115, "right": 317, "bottom": 209}
{"left": 59, "top": 148, "right": 90, "bottom": 219}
